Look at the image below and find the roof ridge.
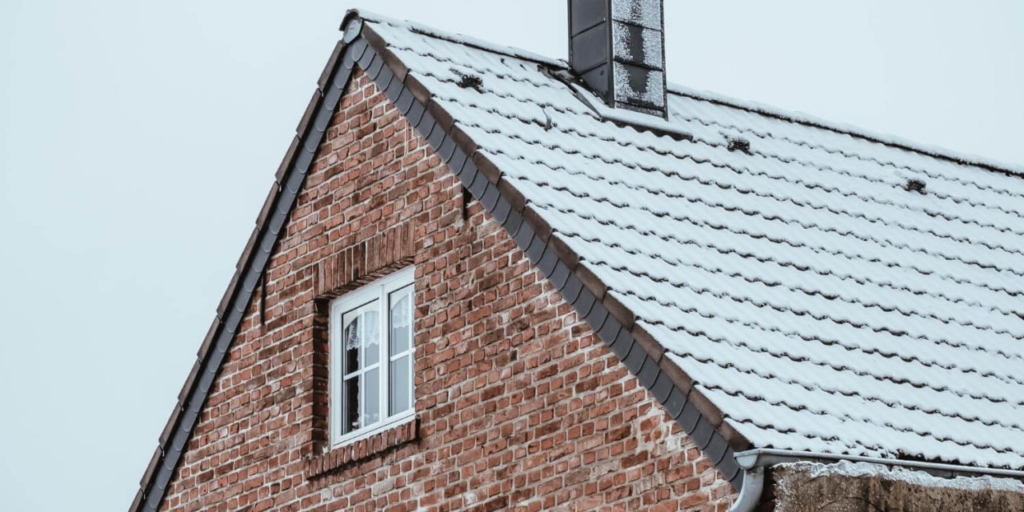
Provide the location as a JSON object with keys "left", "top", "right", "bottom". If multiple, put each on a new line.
{"left": 668, "top": 84, "right": 1024, "bottom": 179}
{"left": 355, "top": 9, "right": 566, "bottom": 68}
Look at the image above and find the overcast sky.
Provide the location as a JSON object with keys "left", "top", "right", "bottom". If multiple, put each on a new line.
{"left": 1, "top": 1, "right": 1021, "bottom": 510}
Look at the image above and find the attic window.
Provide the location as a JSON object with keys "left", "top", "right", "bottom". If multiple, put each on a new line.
{"left": 330, "top": 267, "right": 415, "bottom": 446}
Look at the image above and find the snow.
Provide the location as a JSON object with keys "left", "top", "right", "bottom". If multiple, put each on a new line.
{"left": 613, "top": 63, "right": 665, "bottom": 106}
{"left": 568, "top": 82, "right": 679, "bottom": 135}
{"left": 359, "top": 14, "right": 1024, "bottom": 472}
{"left": 609, "top": 19, "right": 664, "bottom": 109}
{"left": 611, "top": 0, "right": 663, "bottom": 30}
{"left": 612, "top": 23, "right": 664, "bottom": 70}
{"left": 669, "top": 83, "right": 1024, "bottom": 178}
{"left": 780, "top": 461, "right": 1024, "bottom": 493}
{"left": 355, "top": 10, "right": 564, "bottom": 68}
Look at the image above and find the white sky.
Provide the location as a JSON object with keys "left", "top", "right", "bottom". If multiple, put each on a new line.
{"left": 0, "top": 1, "right": 1021, "bottom": 510}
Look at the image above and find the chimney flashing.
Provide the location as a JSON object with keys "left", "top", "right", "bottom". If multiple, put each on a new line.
{"left": 568, "top": 79, "right": 691, "bottom": 140}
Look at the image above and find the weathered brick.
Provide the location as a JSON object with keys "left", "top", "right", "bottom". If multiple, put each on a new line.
{"left": 158, "top": 69, "right": 736, "bottom": 512}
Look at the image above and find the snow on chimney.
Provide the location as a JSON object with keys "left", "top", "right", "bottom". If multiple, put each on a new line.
{"left": 569, "top": 0, "right": 667, "bottom": 118}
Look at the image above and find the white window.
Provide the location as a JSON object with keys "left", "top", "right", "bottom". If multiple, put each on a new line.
{"left": 330, "top": 267, "right": 415, "bottom": 446}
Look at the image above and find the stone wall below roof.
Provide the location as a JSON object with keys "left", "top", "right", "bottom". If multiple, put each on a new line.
{"left": 766, "top": 461, "right": 1024, "bottom": 512}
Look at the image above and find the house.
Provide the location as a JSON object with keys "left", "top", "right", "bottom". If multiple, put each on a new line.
{"left": 132, "top": 2, "right": 1024, "bottom": 511}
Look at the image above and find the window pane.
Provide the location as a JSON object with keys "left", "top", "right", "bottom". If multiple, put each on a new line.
{"left": 390, "top": 355, "right": 411, "bottom": 415}
{"left": 363, "top": 368, "right": 380, "bottom": 428}
{"left": 344, "top": 303, "right": 379, "bottom": 374}
{"left": 390, "top": 287, "right": 412, "bottom": 355}
{"left": 342, "top": 375, "right": 359, "bottom": 435}
{"left": 343, "top": 314, "right": 360, "bottom": 375}
{"left": 363, "top": 309, "right": 379, "bottom": 367}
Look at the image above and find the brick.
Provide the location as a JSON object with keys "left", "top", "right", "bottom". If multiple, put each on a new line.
{"left": 152, "top": 69, "right": 737, "bottom": 512}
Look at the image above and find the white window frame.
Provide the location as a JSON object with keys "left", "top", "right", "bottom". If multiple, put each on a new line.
{"left": 329, "top": 266, "right": 416, "bottom": 447}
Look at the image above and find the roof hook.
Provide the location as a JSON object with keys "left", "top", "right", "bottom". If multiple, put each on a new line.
{"left": 726, "top": 135, "right": 752, "bottom": 155}
{"left": 905, "top": 178, "right": 927, "bottom": 194}
{"left": 451, "top": 68, "right": 484, "bottom": 91}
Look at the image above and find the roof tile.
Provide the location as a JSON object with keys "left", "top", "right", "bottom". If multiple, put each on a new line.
{"left": 360, "top": 15, "right": 1024, "bottom": 470}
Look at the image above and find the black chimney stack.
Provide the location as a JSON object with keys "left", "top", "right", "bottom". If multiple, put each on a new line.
{"left": 569, "top": 0, "right": 667, "bottom": 118}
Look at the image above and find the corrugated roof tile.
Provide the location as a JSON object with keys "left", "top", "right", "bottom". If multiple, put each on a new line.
{"left": 358, "top": 15, "right": 1024, "bottom": 470}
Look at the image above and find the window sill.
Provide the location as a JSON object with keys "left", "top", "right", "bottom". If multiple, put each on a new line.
{"left": 306, "top": 417, "right": 419, "bottom": 479}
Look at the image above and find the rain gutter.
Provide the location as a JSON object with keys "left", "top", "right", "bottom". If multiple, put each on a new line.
{"left": 735, "top": 449, "right": 1024, "bottom": 481}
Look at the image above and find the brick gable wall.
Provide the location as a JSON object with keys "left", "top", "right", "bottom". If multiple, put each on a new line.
{"left": 158, "top": 70, "right": 737, "bottom": 512}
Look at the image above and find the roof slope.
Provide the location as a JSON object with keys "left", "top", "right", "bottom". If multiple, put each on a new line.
{"left": 134, "top": 10, "right": 1024, "bottom": 512}
{"left": 361, "top": 15, "right": 1024, "bottom": 470}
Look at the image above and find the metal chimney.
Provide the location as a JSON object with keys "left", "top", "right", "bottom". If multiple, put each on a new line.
{"left": 569, "top": 0, "right": 667, "bottom": 118}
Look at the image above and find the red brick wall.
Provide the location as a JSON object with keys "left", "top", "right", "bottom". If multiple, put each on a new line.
{"left": 159, "top": 70, "right": 738, "bottom": 512}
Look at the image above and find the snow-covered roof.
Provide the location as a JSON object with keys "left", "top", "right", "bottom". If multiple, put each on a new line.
{"left": 362, "top": 14, "right": 1024, "bottom": 470}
